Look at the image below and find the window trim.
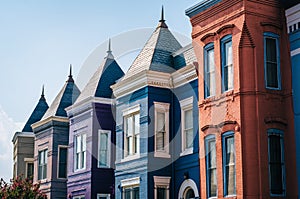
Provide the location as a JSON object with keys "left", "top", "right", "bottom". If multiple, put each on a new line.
{"left": 97, "top": 193, "right": 110, "bottom": 199}
{"left": 25, "top": 161, "right": 34, "bottom": 179}
{"left": 205, "top": 135, "right": 217, "bottom": 198}
{"left": 180, "top": 97, "right": 194, "bottom": 156}
{"left": 122, "top": 105, "right": 140, "bottom": 161}
{"left": 204, "top": 42, "right": 216, "bottom": 98}
{"left": 222, "top": 131, "right": 236, "bottom": 197}
{"left": 98, "top": 130, "right": 111, "bottom": 168}
{"left": 74, "top": 133, "right": 87, "bottom": 172}
{"left": 153, "top": 176, "right": 171, "bottom": 199}
{"left": 221, "top": 34, "right": 233, "bottom": 93}
{"left": 121, "top": 177, "right": 140, "bottom": 199}
{"left": 57, "top": 145, "right": 68, "bottom": 179}
{"left": 154, "top": 102, "right": 170, "bottom": 158}
{"left": 73, "top": 195, "right": 85, "bottom": 199}
{"left": 38, "top": 148, "right": 48, "bottom": 180}
{"left": 267, "top": 129, "right": 286, "bottom": 197}
{"left": 264, "top": 32, "right": 281, "bottom": 90}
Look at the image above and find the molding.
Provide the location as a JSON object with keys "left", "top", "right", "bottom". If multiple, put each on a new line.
{"left": 122, "top": 104, "right": 140, "bottom": 116}
{"left": 121, "top": 177, "right": 140, "bottom": 187}
{"left": 153, "top": 176, "right": 171, "bottom": 187}
{"left": 172, "top": 43, "right": 193, "bottom": 57}
{"left": 178, "top": 179, "right": 199, "bottom": 199}
{"left": 24, "top": 158, "right": 34, "bottom": 162}
{"left": 172, "top": 64, "right": 198, "bottom": 88}
{"left": 179, "top": 96, "right": 193, "bottom": 108}
{"left": 291, "top": 48, "right": 300, "bottom": 56}
{"left": 264, "top": 117, "right": 288, "bottom": 126}
{"left": 31, "top": 116, "right": 69, "bottom": 130}
{"left": 201, "top": 120, "right": 237, "bottom": 131}
{"left": 216, "top": 24, "right": 235, "bottom": 34}
{"left": 201, "top": 32, "right": 216, "bottom": 42}
{"left": 185, "top": 0, "right": 221, "bottom": 18}
{"left": 12, "top": 131, "right": 34, "bottom": 143}
{"left": 260, "top": 22, "right": 282, "bottom": 30}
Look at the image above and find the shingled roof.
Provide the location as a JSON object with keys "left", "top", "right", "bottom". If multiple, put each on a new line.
{"left": 42, "top": 67, "right": 81, "bottom": 119}
{"left": 75, "top": 40, "right": 124, "bottom": 103}
{"left": 123, "top": 7, "right": 182, "bottom": 80}
{"left": 22, "top": 86, "right": 49, "bottom": 132}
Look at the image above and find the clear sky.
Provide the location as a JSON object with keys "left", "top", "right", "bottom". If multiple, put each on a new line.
{"left": 0, "top": 0, "right": 199, "bottom": 180}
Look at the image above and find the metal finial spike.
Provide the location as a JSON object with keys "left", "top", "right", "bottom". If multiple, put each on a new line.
{"left": 67, "top": 64, "right": 74, "bottom": 82}
{"left": 42, "top": 85, "right": 45, "bottom": 96}
{"left": 106, "top": 38, "right": 114, "bottom": 59}
{"left": 160, "top": 6, "right": 165, "bottom": 22}
{"left": 108, "top": 38, "right": 112, "bottom": 52}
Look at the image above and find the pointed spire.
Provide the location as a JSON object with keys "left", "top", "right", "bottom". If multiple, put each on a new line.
{"left": 67, "top": 64, "right": 74, "bottom": 82}
{"left": 106, "top": 38, "right": 114, "bottom": 59}
{"left": 157, "top": 6, "right": 168, "bottom": 28}
{"left": 40, "top": 85, "right": 46, "bottom": 100}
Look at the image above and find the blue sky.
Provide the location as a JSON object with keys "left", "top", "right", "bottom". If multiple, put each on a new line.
{"left": 0, "top": 0, "right": 199, "bottom": 180}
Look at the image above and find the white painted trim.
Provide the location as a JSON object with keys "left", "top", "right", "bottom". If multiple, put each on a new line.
{"left": 97, "top": 193, "right": 110, "bottom": 199}
{"left": 291, "top": 48, "right": 300, "bottom": 57}
{"left": 154, "top": 102, "right": 171, "bottom": 158}
{"left": 74, "top": 133, "right": 87, "bottom": 172}
{"left": 180, "top": 97, "right": 194, "bottom": 154}
{"left": 31, "top": 116, "right": 69, "bottom": 130}
{"left": 24, "top": 158, "right": 34, "bottom": 162}
{"left": 172, "top": 43, "right": 193, "bottom": 57}
{"left": 98, "top": 130, "right": 111, "bottom": 168}
{"left": 178, "top": 179, "right": 199, "bottom": 199}
{"left": 121, "top": 177, "right": 140, "bottom": 187}
{"left": 122, "top": 104, "right": 140, "bottom": 116}
{"left": 154, "top": 176, "right": 171, "bottom": 199}
{"left": 179, "top": 97, "right": 193, "bottom": 108}
{"left": 121, "top": 154, "right": 140, "bottom": 163}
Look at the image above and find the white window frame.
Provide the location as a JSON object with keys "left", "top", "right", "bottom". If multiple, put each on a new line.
{"left": 57, "top": 145, "right": 68, "bottom": 179}
{"left": 154, "top": 102, "right": 170, "bottom": 158}
{"left": 73, "top": 195, "right": 85, "bottom": 199}
{"left": 74, "top": 133, "right": 86, "bottom": 171}
{"left": 154, "top": 176, "right": 171, "bottom": 199}
{"left": 38, "top": 148, "right": 48, "bottom": 180}
{"left": 97, "top": 193, "right": 110, "bottom": 199}
{"left": 122, "top": 104, "right": 140, "bottom": 162}
{"left": 24, "top": 158, "right": 34, "bottom": 179}
{"left": 121, "top": 177, "right": 140, "bottom": 199}
{"left": 180, "top": 97, "right": 194, "bottom": 156}
{"left": 98, "top": 130, "right": 111, "bottom": 168}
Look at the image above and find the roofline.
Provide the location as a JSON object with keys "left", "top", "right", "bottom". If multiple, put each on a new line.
{"left": 12, "top": 131, "right": 34, "bottom": 143}
{"left": 31, "top": 115, "right": 69, "bottom": 130}
{"left": 172, "top": 43, "right": 193, "bottom": 57}
{"left": 185, "top": 0, "right": 221, "bottom": 18}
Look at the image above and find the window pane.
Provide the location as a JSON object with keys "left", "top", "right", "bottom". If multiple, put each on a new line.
{"left": 124, "top": 188, "right": 131, "bottom": 199}
{"left": 226, "top": 41, "right": 233, "bottom": 65}
{"left": 224, "top": 136, "right": 236, "bottom": 195}
{"left": 157, "top": 188, "right": 166, "bottom": 199}
{"left": 184, "top": 110, "right": 193, "bottom": 129}
{"left": 127, "top": 116, "right": 133, "bottom": 136}
{"left": 266, "top": 63, "right": 278, "bottom": 88}
{"left": 59, "top": 148, "right": 67, "bottom": 178}
{"left": 205, "top": 47, "right": 215, "bottom": 97}
{"left": 133, "top": 187, "right": 139, "bottom": 199}
{"left": 266, "top": 38, "right": 277, "bottom": 62}
{"left": 99, "top": 133, "right": 108, "bottom": 166}
{"left": 186, "top": 129, "right": 193, "bottom": 149}
{"left": 82, "top": 134, "right": 86, "bottom": 151}
{"left": 135, "top": 134, "right": 140, "bottom": 154}
{"left": 207, "top": 139, "right": 217, "bottom": 197}
{"left": 157, "top": 112, "right": 165, "bottom": 132}
{"left": 76, "top": 135, "right": 81, "bottom": 153}
{"left": 27, "top": 163, "right": 34, "bottom": 179}
{"left": 134, "top": 113, "right": 140, "bottom": 134}
{"left": 100, "top": 133, "right": 108, "bottom": 150}
{"left": 156, "top": 131, "right": 165, "bottom": 151}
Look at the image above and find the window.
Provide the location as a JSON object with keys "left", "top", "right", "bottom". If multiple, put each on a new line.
{"left": 58, "top": 146, "right": 67, "bottom": 178}
{"left": 38, "top": 149, "right": 47, "bottom": 180}
{"left": 26, "top": 162, "right": 34, "bottom": 179}
{"left": 184, "top": 188, "right": 195, "bottom": 199}
{"left": 205, "top": 135, "right": 217, "bottom": 198}
{"left": 268, "top": 129, "right": 285, "bottom": 196}
{"left": 204, "top": 43, "right": 215, "bottom": 98}
{"left": 221, "top": 35, "right": 233, "bottom": 92}
{"left": 154, "top": 176, "right": 170, "bottom": 199}
{"left": 123, "top": 105, "right": 140, "bottom": 158}
{"left": 97, "top": 194, "right": 110, "bottom": 199}
{"left": 98, "top": 130, "right": 111, "bottom": 168}
{"left": 180, "top": 97, "right": 194, "bottom": 155}
{"left": 222, "top": 131, "right": 236, "bottom": 196}
{"left": 73, "top": 195, "right": 85, "bottom": 199}
{"left": 121, "top": 177, "right": 140, "bottom": 199}
{"left": 75, "top": 134, "right": 86, "bottom": 170}
{"left": 154, "top": 102, "right": 170, "bottom": 158}
{"left": 264, "top": 32, "right": 281, "bottom": 89}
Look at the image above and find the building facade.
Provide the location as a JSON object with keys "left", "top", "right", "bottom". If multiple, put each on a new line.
{"left": 286, "top": 2, "right": 300, "bottom": 195}
{"left": 32, "top": 69, "right": 80, "bottom": 199}
{"left": 186, "top": 0, "right": 298, "bottom": 198}
{"left": 12, "top": 88, "right": 49, "bottom": 179}
{"left": 66, "top": 42, "right": 124, "bottom": 199}
{"left": 112, "top": 10, "right": 200, "bottom": 199}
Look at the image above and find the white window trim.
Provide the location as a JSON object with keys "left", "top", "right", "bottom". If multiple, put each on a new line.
{"left": 25, "top": 161, "right": 34, "bottom": 178}
{"left": 154, "top": 102, "right": 170, "bottom": 158}
{"left": 98, "top": 130, "right": 111, "bottom": 168}
{"left": 57, "top": 145, "right": 68, "bottom": 179}
{"left": 179, "top": 97, "right": 194, "bottom": 156}
{"left": 97, "top": 193, "right": 110, "bottom": 199}
{"left": 122, "top": 105, "right": 140, "bottom": 161}
{"left": 178, "top": 179, "right": 200, "bottom": 199}
{"left": 74, "top": 133, "right": 87, "bottom": 172}
{"left": 73, "top": 195, "right": 85, "bottom": 199}
{"left": 154, "top": 176, "right": 171, "bottom": 199}
{"left": 38, "top": 148, "right": 48, "bottom": 181}
{"left": 121, "top": 177, "right": 140, "bottom": 187}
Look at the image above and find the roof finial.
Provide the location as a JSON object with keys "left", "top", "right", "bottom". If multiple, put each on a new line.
{"left": 106, "top": 38, "right": 114, "bottom": 59}
{"left": 40, "top": 85, "right": 46, "bottom": 100}
{"left": 157, "top": 6, "right": 168, "bottom": 28}
{"left": 67, "top": 64, "right": 74, "bottom": 82}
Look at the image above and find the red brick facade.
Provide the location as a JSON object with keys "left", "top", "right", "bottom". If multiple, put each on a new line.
{"left": 189, "top": 0, "right": 298, "bottom": 198}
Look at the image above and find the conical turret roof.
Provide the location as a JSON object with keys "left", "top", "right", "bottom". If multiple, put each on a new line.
{"left": 123, "top": 7, "right": 182, "bottom": 80}
{"left": 75, "top": 40, "right": 124, "bottom": 103}
{"left": 22, "top": 86, "right": 49, "bottom": 132}
{"left": 42, "top": 66, "right": 81, "bottom": 119}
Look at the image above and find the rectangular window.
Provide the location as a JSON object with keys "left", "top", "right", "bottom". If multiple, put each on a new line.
{"left": 124, "top": 112, "right": 140, "bottom": 157}
{"left": 204, "top": 43, "right": 215, "bottom": 98}
{"left": 180, "top": 97, "right": 194, "bottom": 155}
{"left": 264, "top": 32, "right": 280, "bottom": 89}
{"left": 97, "top": 194, "right": 110, "bottom": 199}
{"left": 26, "top": 162, "right": 34, "bottom": 179}
{"left": 98, "top": 130, "right": 111, "bottom": 168}
{"left": 58, "top": 146, "right": 67, "bottom": 178}
{"left": 268, "top": 129, "right": 285, "bottom": 196}
{"left": 38, "top": 149, "right": 47, "bottom": 180}
{"left": 75, "top": 134, "right": 86, "bottom": 170}
{"left": 205, "top": 136, "right": 217, "bottom": 198}
{"left": 124, "top": 187, "right": 139, "bottom": 199}
{"left": 222, "top": 132, "right": 236, "bottom": 196}
{"left": 154, "top": 102, "right": 170, "bottom": 158}
{"left": 221, "top": 35, "right": 233, "bottom": 92}
{"left": 154, "top": 176, "right": 170, "bottom": 199}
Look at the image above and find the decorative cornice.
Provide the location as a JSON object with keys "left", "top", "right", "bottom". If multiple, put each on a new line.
{"left": 201, "top": 120, "right": 237, "bottom": 131}
{"left": 264, "top": 117, "right": 288, "bottom": 126}
{"left": 12, "top": 131, "right": 34, "bottom": 143}
{"left": 31, "top": 116, "right": 69, "bottom": 131}
{"left": 260, "top": 22, "right": 282, "bottom": 30}
{"left": 216, "top": 24, "right": 235, "bottom": 34}
{"left": 200, "top": 33, "right": 216, "bottom": 42}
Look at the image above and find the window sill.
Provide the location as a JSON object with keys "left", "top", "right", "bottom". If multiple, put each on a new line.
{"left": 180, "top": 148, "right": 193, "bottom": 156}
{"left": 121, "top": 154, "right": 140, "bottom": 162}
{"left": 224, "top": 194, "right": 237, "bottom": 198}
{"left": 39, "top": 179, "right": 48, "bottom": 183}
{"left": 74, "top": 168, "right": 86, "bottom": 172}
{"left": 154, "top": 151, "right": 171, "bottom": 158}
{"left": 97, "top": 165, "right": 111, "bottom": 169}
